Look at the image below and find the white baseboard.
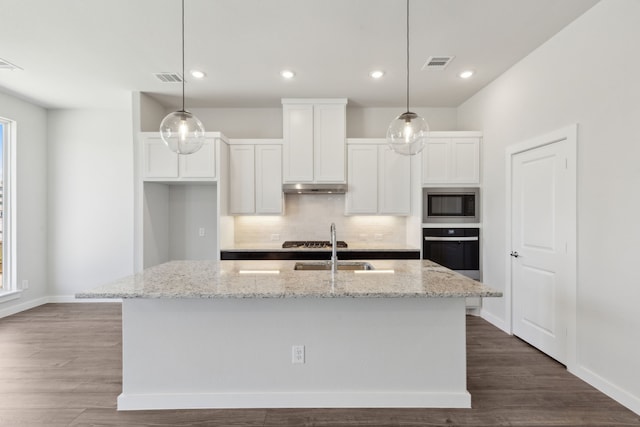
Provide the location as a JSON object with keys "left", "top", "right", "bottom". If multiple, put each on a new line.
{"left": 572, "top": 364, "right": 640, "bottom": 416}
{"left": 0, "top": 295, "right": 122, "bottom": 319}
{"left": 0, "top": 296, "right": 50, "bottom": 319}
{"left": 480, "top": 308, "right": 510, "bottom": 333}
{"left": 117, "top": 390, "right": 471, "bottom": 411}
{"left": 48, "top": 295, "right": 122, "bottom": 303}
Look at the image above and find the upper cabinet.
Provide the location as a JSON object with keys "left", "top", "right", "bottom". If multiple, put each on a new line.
{"left": 141, "top": 133, "right": 221, "bottom": 181}
{"left": 422, "top": 132, "right": 481, "bottom": 185}
{"left": 229, "top": 140, "right": 283, "bottom": 215}
{"left": 282, "top": 99, "right": 347, "bottom": 184}
{"left": 345, "top": 140, "right": 411, "bottom": 216}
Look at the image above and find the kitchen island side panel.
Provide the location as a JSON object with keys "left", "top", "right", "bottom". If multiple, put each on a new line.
{"left": 119, "top": 297, "right": 469, "bottom": 410}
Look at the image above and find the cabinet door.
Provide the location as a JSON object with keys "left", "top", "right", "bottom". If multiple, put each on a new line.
{"left": 143, "top": 137, "right": 179, "bottom": 179}
{"left": 179, "top": 138, "right": 216, "bottom": 179}
{"left": 450, "top": 138, "right": 480, "bottom": 184}
{"left": 282, "top": 104, "right": 314, "bottom": 183}
{"left": 255, "top": 145, "right": 283, "bottom": 214}
{"left": 379, "top": 146, "right": 411, "bottom": 215}
{"left": 421, "top": 138, "right": 450, "bottom": 184}
{"left": 314, "top": 104, "right": 346, "bottom": 183}
{"left": 345, "top": 145, "right": 378, "bottom": 214}
{"left": 229, "top": 145, "right": 256, "bottom": 214}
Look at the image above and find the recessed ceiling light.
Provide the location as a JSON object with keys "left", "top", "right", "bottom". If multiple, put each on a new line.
{"left": 459, "top": 70, "right": 474, "bottom": 79}
{"left": 190, "top": 70, "right": 206, "bottom": 79}
{"left": 369, "top": 70, "right": 385, "bottom": 79}
{"left": 281, "top": 70, "right": 295, "bottom": 79}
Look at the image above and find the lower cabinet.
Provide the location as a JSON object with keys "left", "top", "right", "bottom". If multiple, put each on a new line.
{"left": 229, "top": 143, "right": 283, "bottom": 215}
{"left": 346, "top": 141, "right": 411, "bottom": 215}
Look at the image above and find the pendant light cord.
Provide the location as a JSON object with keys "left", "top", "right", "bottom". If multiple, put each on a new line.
{"left": 181, "top": 0, "right": 186, "bottom": 112}
{"left": 406, "top": 0, "right": 410, "bottom": 113}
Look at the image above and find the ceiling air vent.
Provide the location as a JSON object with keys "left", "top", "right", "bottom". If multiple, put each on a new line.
{"left": 154, "top": 72, "right": 183, "bottom": 83}
{"left": 0, "top": 57, "right": 22, "bottom": 71}
{"left": 421, "top": 56, "right": 455, "bottom": 71}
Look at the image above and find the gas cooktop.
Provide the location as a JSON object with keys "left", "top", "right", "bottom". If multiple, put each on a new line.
{"left": 282, "top": 240, "right": 348, "bottom": 249}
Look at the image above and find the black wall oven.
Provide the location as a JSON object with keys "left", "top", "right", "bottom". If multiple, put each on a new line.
{"left": 422, "top": 187, "right": 480, "bottom": 223}
{"left": 423, "top": 228, "right": 480, "bottom": 280}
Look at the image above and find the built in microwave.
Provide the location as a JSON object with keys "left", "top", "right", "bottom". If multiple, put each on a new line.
{"left": 422, "top": 187, "right": 480, "bottom": 223}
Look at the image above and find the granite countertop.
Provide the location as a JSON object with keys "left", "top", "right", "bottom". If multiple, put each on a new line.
{"left": 76, "top": 260, "right": 502, "bottom": 300}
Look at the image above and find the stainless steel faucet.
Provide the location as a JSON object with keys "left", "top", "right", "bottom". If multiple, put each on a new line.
{"left": 330, "top": 222, "right": 337, "bottom": 275}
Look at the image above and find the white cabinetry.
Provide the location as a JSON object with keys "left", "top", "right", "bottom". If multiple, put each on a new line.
{"left": 282, "top": 99, "right": 347, "bottom": 184}
{"left": 346, "top": 140, "right": 411, "bottom": 215}
{"left": 229, "top": 141, "right": 283, "bottom": 215}
{"left": 142, "top": 133, "right": 217, "bottom": 181}
{"left": 422, "top": 132, "right": 481, "bottom": 185}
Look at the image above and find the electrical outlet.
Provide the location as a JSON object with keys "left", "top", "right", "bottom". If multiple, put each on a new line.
{"left": 198, "top": 227, "right": 205, "bottom": 237}
{"left": 292, "top": 345, "right": 305, "bottom": 364}
{"left": 271, "top": 234, "right": 280, "bottom": 241}
{"left": 22, "top": 279, "right": 29, "bottom": 290}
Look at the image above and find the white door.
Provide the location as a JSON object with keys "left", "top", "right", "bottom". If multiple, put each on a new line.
{"left": 229, "top": 145, "right": 256, "bottom": 214}
{"left": 255, "top": 145, "right": 283, "bottom": 214}
{"left": 378, "top": 145, "right": 411, "bottom": 215}
{"left": 180, "top": 138, "right": 216, "bottom": 179}
{"left": 510, "top": 137, "right": 574, "bottom": 364}
{"left": 282, "top": 104, "right": 314, "bottom": 183}
{"left": 345, "top": 144, "right": 378, "bottom": 214}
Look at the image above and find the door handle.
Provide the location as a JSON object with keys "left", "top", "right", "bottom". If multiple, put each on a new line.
{"left": 510, "top": 251, "right": 520, "bottom": 258}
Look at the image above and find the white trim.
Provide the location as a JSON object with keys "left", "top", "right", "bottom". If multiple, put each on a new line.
{"left": 49, "top": 295, "right": 123, "bottom": 303}
{"left": 0, "top": 296, "right": 48, "bottom": 319}
{"left": 0, "top": 289, "right": 21, "bottom": 304}
{"left": 281, "top": 98, "right": 348, "bottom": 105}
{"left": 0, "top": 117, "right": 17, "bottom": 294}
{"left": 572, "top": 365, "right": 640, "bottom": 416}
{"left": 0, "top": 296, "right": 122, "bottom": 319}
{"left": 117, "top": 390, "right": 471, "bottom": 411}
{"left": 480, "top": 306, "right": 509, "bottom": 333}
{"left": 504, "top": 124, "right": 578, "bottom": 370}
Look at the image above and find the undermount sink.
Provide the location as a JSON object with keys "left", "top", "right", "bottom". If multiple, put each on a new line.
{"left": 293, "top": 261, "right": 375, "bottom": 271}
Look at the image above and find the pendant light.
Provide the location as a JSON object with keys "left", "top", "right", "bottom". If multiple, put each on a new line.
{"left": 160, "top": 0, "right": 205, "bottom": 155}
{"left": 386, "top": 0, "right": 428, "bottom": 156}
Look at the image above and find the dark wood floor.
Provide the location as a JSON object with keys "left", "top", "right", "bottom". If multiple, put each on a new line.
{"left": 0, "top": 303, "right": 638, "bottom": 427}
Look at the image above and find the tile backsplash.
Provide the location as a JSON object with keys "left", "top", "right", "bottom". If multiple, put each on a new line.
{"left": 234, "top": 194, "right": 407, "bottom": 245}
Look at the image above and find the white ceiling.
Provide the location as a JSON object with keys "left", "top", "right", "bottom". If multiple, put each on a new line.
{"left": 0, "top": 0, "right": 599, "bottom": 109}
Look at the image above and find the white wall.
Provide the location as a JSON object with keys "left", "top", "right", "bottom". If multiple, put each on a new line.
{"left": 168, "top": 184, "right": 218, "bottom": 261}
{"left": 347, "top": 107, "right": 458, "bottom": 137}
{"left": 0, "top": 91, "right": 49, "bottom": 317}
{"left": 47, "top": 109, "right": 134, "bottom": 298}
{"left": 457, "top": 0, "right": 640, "bottom": 414}
{"left": 163, "top": 106, "right": 458, "bottom": 138}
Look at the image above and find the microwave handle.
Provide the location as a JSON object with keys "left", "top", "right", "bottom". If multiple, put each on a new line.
{"left": 424, "top": 236, "right": 479, "bottom": 242}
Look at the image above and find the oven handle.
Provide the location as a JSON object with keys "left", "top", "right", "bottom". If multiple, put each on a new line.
{"left": 424, "top": 236, "right": 479, "bottom": 242}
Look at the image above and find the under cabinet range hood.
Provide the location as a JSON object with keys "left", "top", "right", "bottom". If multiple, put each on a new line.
{"left": 282, "top": 183, "right": 347, "bottom": 194}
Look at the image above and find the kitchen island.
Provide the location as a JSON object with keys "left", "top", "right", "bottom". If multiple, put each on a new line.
{"left": 77, "top": 259, "right": 501, "bottom": 411}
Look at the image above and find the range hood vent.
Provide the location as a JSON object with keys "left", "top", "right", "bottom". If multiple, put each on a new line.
{"left": 283, "top": 183, "right": 347, "bottom": 194}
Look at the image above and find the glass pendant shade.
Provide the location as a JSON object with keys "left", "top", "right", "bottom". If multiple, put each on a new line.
{"left": 386, "top": 111, "right": 428, "bottom": 156}
{"left": 160, "top": 110, "right": 206, "bottom": 154}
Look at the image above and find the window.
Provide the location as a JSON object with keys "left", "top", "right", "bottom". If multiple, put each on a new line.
{"left": 0, "top": 121, "right": 4, "bottom": 290}
{"left": 0, "top": 117, "right": 15, "bottom": 297}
